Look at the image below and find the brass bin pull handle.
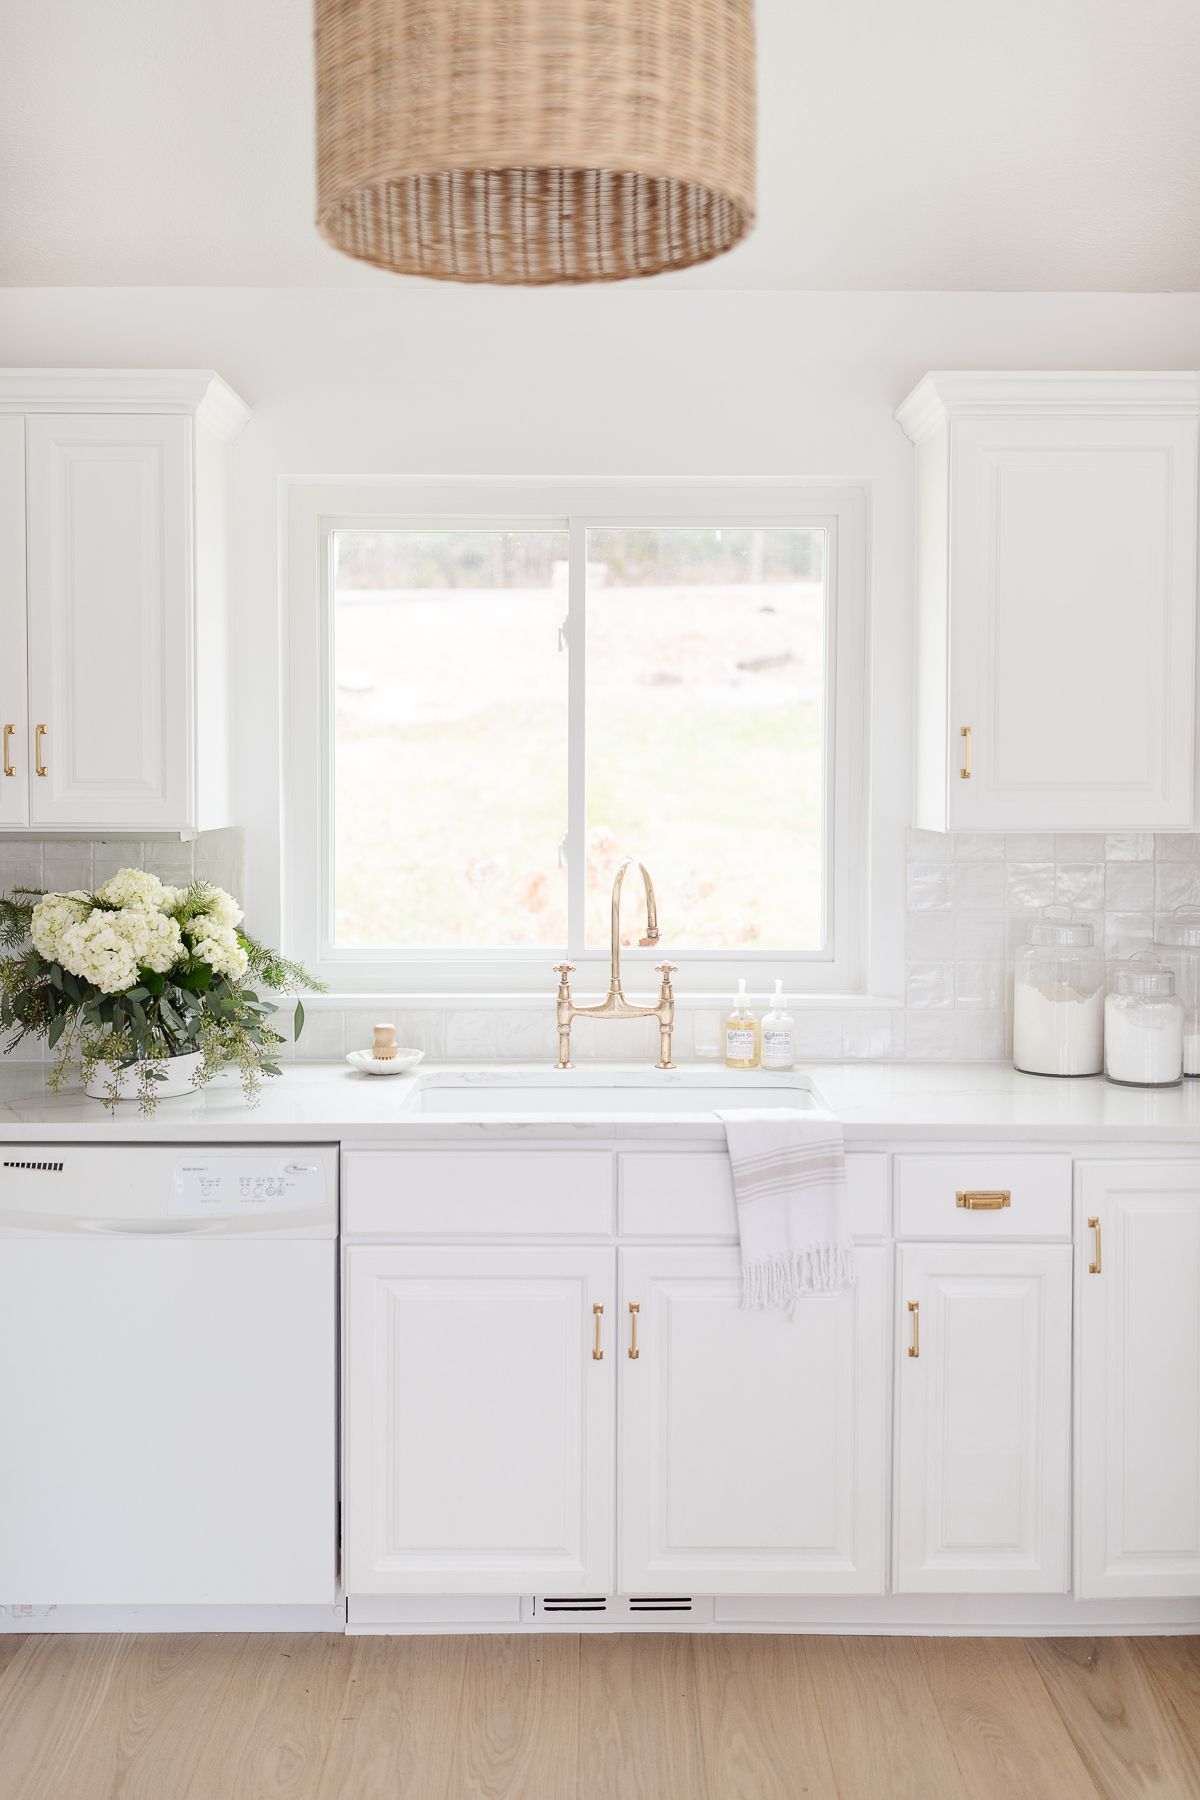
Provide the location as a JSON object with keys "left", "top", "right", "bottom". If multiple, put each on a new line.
{"left": 907, "top": 1300, "right": 920, "bottom": 1358}
{"left": 960, "top": 725, "right": 972, "bottom": 780}
{"left": 956, "top": 1189, "right": 1011, "bottom": 1211}
{"left": 2, "top": 724, "right": 14, "bottom": 778}
{"left": 628, "top": 1302, "right": 640, "bottom": 1360}
{"left": 34, "top": 723, "right": 47, "bottom": 778}
{"left": 1088, "top": 1216, "right": 1102, "bottom": 1275}
{"left": 592, "top": 1302, "right": 604, "bottom": 1361}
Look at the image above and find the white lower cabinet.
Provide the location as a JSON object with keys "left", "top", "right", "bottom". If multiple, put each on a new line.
{"left": 894, "top": 1243, "right": 1072, "bottom": 1593}
{"left": 344, "top": 1245, "right": 614, "bottom": 1595}
{"left": 1077, "top": 1164, "right": 1200, "bottom": 1598}
{"left": 619, "top": 1246, "right": 888, "bottom": 1595}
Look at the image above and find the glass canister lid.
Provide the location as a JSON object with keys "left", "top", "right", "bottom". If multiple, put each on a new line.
{"left": 1155, "top": 908, "right": 1200, "bottom": 948}
{"left": 1024, "top": 905, "right": 1095, "bottom": 947}
{"left": 1111, "top": 951, "right": 1177, "bottom": 997}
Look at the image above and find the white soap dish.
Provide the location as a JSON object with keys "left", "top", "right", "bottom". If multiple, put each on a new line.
{"left": 346, "top": 1048, "right": 425, "bottom": 1076}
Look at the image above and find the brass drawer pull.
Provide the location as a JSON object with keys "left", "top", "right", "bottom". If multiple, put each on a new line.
{"left": 1088, "top": 1215, "right": 1102, "bottom": 1275}
{"left": 592, "top": 1302, "right": 604, "bottom": 1361}
{"left": 2, "top": 723, "right": 13, "bottom": 778}
{"left": 907, "top": 1300, "right": 920, "bottom": 1358}
{"left": 956, "top": 1189, "right": 1011, "bottom": 1211}
{"left": 35, "top": 722, "right": 48, "bottom": 777}
{"left": 960, "top": 725, "right": 972, "bottom": 780}
{"left": 628, "top": 1301, "right": 640, "bottom": 1360}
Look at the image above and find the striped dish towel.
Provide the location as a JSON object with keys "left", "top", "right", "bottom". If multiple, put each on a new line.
{"left": 715, "top": 1108, "right": 853, "bottom": 1310}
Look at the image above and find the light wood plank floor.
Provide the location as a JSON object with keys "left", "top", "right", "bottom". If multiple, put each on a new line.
{"left": 0, "top": 1633, "right": 1197, "bottom": 1799}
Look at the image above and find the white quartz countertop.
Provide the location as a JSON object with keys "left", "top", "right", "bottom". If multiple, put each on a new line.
{"left": 2, "top": 1060, "right": 1200, "bottom": 1145}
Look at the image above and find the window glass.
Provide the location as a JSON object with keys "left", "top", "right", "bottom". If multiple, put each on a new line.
{"left": 332, "top": 529, "right": 569, "bottom": 947}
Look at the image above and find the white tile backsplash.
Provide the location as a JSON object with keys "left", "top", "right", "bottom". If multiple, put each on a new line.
{"left": 5, "top": 827, "right": 1200, "bottom": 1070}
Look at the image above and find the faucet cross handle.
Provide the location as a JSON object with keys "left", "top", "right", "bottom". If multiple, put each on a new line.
{"left": 552, "top": 962, "right": 576, "bottom": 977}
{"left": 656, "top": 961, "right": 678, "bottom": 977}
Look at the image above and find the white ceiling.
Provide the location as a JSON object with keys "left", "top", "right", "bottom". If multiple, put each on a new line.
{"left": 2, "top": 0, "right": 1198, "bottom": 290}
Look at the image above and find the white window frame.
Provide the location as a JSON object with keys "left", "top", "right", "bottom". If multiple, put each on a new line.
{"left": 284, "top": 479, "right": 868, "bottom": 997}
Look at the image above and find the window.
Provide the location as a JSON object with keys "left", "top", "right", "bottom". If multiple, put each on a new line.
{"left": 286, "top": 482, "right": 866, "bottom": 994}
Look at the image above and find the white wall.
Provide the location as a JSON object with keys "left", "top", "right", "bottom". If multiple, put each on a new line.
{"left": 2, "top": 287, "right": 1198, "bottom": 999}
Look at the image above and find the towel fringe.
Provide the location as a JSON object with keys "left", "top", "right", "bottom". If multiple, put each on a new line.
{"left": 741, "top": 1242, "right": 856, "bottom": 1313}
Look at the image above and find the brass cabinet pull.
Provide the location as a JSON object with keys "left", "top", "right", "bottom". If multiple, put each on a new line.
{"left": 907, "top": 1300, "right": 920, "bottom": 1358}
{"left": 2, "top": 723, "right": 13, "bottom": 778}
{"left": 956, "top": 1189, "right": 1011, "bottom": 1211}
{"left": 628, "top": 1301, "right": 640, "bottom": 1360}
{"left": 1088, "top": 1215, "right": 1102, "bottom": 1275}
{"left": 592, "top": 1302, "right": 604, "bottom": 1361}
{"left": 960, "top": 725, "right": 972, "bottom": 780}
{"left": 34, "top": 723, "right": 47, "bottom": 778}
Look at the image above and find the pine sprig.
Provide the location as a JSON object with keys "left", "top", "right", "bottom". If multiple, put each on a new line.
{"left": 0, "top": 892, "right": 38, "bottom": 951}
{"left": 238, "top": 931, "right": 327, "bottom": 997}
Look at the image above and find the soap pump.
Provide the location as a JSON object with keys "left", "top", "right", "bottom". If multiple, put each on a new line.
{"left": 761, "top": 980, "right": 796, "bottom": 1071}
{"left": 723, "top": 979, "right": 760, "bottom": 1070}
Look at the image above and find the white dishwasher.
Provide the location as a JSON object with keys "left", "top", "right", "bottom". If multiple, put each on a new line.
{"left": 0, "top": 1143, "right": 337, "bottom": 1609}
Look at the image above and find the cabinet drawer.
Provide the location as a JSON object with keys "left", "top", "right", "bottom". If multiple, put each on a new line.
{"left": 620, "top": 1152, "right": 889, "bottom": 1240}
{"left": 895, "top": 1155, "right": 1071, "bottom": 1239}
{"left": 343, "top": 1150, "right": 614, "bottom": 1238}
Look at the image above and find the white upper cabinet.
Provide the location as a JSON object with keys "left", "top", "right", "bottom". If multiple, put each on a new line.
{"left": 0, "top": 417, "right": 28, "bottom": 829}
{"left": 0, "top": 371, "right": 249, "bottom": 833}
{"left": 897, "top": 373, "right": 1200, "bottom": 832}
{"left": 1076, "top": 1163, "right": 1200, "bottom": 1599}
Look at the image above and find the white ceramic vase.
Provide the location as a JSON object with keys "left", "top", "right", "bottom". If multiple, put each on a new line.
{"left": 85, "top": 1049, "right": 204, "bottom": 1102}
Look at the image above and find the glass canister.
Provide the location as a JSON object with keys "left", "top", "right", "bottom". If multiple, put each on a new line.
{"left": 1012, "top": 907, "right": 1105, "bottom": 1077}
{"left": 1154, "top": 911, "right": 1200, "bottom": 1076}
{"left": 1104, "top": 953, "right": 1184, "bottom": 1088}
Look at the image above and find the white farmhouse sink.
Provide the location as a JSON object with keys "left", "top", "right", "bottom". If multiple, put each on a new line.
{"left": 407, "top": 1069, "right": 817, "bottom": 1117}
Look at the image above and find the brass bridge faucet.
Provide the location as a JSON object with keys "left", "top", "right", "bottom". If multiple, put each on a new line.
{"left": 553, "top": 857, "right": 676, "bottom": 1070}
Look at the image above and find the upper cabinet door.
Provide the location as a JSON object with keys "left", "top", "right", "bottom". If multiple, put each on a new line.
{"left": 1076, "top": 1163, "right": 1200, "bottom": 1599}
{"left": 619, "top": 1245, "right": 888, "bottom": 1596}
{"left": 25, "top": 414, "right": 193, "bottom": 829}
{"left": 0, "top": 417, "right": 28, "bottom": 828}
{"left": 898, "top": 374, "right": 1200, "bottom": 833}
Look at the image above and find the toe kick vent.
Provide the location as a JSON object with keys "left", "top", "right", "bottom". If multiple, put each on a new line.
{"left": 630, "top": 1596, "right": 694, "bottom": 1613}
{"left": 537, "top": 1596, "right": 609, "bottom": 1615}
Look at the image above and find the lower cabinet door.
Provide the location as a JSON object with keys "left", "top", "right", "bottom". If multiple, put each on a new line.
{"left": 618, "top": 1245, "right": 888, "bottom": 1595}
{"left": 895, "top": 1243, "right": 1071, "bottom": 1594}
{"left": 345, "top": 1245, "right": 614, "bottom": 1595}
{"left": 1077, "top": 1164, "right": 1200, "bottom": 1598}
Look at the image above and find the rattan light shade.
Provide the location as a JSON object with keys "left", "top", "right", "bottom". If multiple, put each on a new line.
{"left": 315, "top": 0, "right": 756, "bottom": 285}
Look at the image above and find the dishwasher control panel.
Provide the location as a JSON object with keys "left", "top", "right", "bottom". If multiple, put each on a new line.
{"left": 170, "top": 1155, "right": 328, "bottom": 1217}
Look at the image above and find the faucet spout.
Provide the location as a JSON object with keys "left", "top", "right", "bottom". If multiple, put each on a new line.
{"left": 610, "top": 856, "right": 659, "bottom": 999}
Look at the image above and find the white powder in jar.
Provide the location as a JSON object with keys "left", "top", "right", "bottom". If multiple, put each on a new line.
{"left": 1104, "top": 993, "right": 1183, "bottom": 1086}
{"left": 1013, "top": 973, "right": 1104, "bottom": 1076}
{"left": 1185, "top": 1029, "right": 1200, "bottom": 1078}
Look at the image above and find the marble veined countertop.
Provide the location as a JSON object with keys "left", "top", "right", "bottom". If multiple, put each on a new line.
{"left": 1, "top": 1060, "right": 1200, "bottom": 1146}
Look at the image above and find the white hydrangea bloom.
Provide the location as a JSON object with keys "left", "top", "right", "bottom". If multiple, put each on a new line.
{"left": 96, "top": 867, "right": 170, "bottom": 911}
{"left": 30, "top": 891, "right": 92, "bottom": 962}
{"left": 57, "top": 911, "right": 140, "bottom": 993}
{"left": 188, "top": 919, "right": 248, "bottom": 981}
{"left": 194, "top": 884, "right": 243, "bottom": 930}
{"left": 113, "top": 907, "right": 184, "bottom": 975}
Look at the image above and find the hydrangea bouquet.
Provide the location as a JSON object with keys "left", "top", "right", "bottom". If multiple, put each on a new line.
{"left": 0, "top": 868, "right": 324, "bottom": 1111}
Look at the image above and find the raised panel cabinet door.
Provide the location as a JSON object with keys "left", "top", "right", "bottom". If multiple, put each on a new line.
{"left": 949, "top": 414, "right": 1198, "bottom": 830}
{"left": 1076, "top": 1164, "right": 1200, "bottom": 1598}
{"left": 895, "top": 1243, "right": 1071, "bottom": 1594}
{"left": 25, "top": 413, "right": 193, "bottom": 828}
{"left": 345, "top": 1245, "right": 615, "bottom": 1596}
{"left": 0, "top": 417, "right": 28, "bottom": 826}
{"left": 618, "top": 1246, "right": 888, "bottom": 1595}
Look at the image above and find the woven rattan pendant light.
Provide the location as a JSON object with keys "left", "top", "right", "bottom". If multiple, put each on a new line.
{"left": 314, "top": 0, "right": 756, "bottom": 285}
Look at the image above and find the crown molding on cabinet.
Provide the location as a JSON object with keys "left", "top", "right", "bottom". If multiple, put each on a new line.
{"left": 896, "top": 370, "right": 1200, "bottom": 445}
{"left": 0, "top": 370, "right": 250, "bottom": 441}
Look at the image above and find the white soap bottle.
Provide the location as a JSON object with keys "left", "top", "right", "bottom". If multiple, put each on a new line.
{"left": 761, "top": 980, "right": 796, "bottom": 1071}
